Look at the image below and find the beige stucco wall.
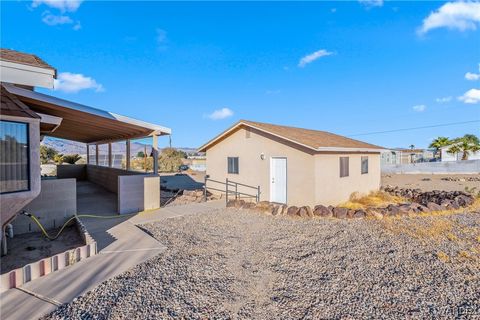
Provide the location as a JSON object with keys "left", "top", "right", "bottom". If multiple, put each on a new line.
{"left": 205, "top": 127, "right": 381, "bottom": 207}
{"left": 314, "top": 153, "right": 381, "bottom": 206}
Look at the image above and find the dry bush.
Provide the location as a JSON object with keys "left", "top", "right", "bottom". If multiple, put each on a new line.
{"left": 340, "top": 190, "right": 406, "bottom": 210}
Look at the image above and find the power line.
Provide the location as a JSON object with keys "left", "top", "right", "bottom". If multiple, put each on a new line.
{"left": 348, "top": 120, "right": 480, "bottom": 137}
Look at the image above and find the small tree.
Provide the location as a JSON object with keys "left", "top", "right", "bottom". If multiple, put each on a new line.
{"left": 159, "top": 148, "right": 185, "bottom": 172}
{"left": 447, "top": 134, "right": 480, "bottom": 160}
{"left": 62, "top": 154, "right": 82, "bottom": 164}
{"left": 40, "top": 145, "right": 58, "bottom": 164}
{"left": 137, "top": 151, "right": 145, "bottom": 158}
{"left": 429, "top": 136, "right": 451, "bottom": 160}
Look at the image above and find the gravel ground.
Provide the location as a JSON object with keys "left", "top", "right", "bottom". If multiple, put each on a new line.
{"left": 44, "top": 209, "right": 480, "bottom": 320}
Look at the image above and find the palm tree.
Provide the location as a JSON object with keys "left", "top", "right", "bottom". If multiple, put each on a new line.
{"left": 429, "top": 136, "right": 451, "bottom": 160}
{"left": 447, "top": 134, "right": 480, "bottom": 160}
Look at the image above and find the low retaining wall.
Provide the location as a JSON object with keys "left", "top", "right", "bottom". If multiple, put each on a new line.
{"left": 57, "top": 164, "right": 87, "bottom": 180}
{"left": 12, "top": 178, "right": 77, "bottom": 234}
{"left": 118, "top": 175, "right": 160, "bottom": 214}
{"left": 382, "top": 160, "right": 480, "bottom": 174}
{"left": 0, "top": 217, "right": 97, "bottom": 293}
{"left": 86, "top": 165, "right": 141, "bottom": 194}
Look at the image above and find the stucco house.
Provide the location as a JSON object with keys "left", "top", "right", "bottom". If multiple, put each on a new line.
{"left": 199, "top": 120, "right": 384, "bottom": 207}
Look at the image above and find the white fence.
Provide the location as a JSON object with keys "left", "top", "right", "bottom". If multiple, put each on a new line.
{"left": 382, "top": 160, "right": 480, "bottom": 174}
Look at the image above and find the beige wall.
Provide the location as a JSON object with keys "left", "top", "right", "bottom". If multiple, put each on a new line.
{"left": 205, "top": 127, "right": 381, "bottom": 207}
{"left": 1, "top": 115, "right": 41, "bottom": 227}
{"left": 314, "top": 153, "right": 381, "bottom": 206}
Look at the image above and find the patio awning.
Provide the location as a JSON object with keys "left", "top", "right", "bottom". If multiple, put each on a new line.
{"left": 3, "top": 83, "right": 171, "bottom": 144}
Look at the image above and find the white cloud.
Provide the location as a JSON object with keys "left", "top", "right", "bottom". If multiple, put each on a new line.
{"left": 417, "top": 2, "right": 480, "bottom": 35}
{"left": 53, "top": 72, "right": 104, "bottom": 93}
{"left": 359, "top": 0, "right": 383, "bottom": 7}
{"left": 32, "top": 0, "right": 83, "bottom": 12}
{"left": 458, "top": 88, "right": 480, "bottom": 104}
{"left": 156, "top": 28, "right": 168, "bottom": 49}
{"left": 206, "top": 108, "right": 234, "bottom": 120}
{"left": 73, "top": 21, "right": 81, "bottom": 30}
{"left": 412, "top": 104, "right": 426, "bottom": 112}
{"left": 436, "top": 96, "right": 452, "bottom": 103}
{"left": 298, "top": 49, "right": 334, "bottom": 68}
{"left": 465, "top": 72, "right": 480, "bottom": 80}
{"left": 41, "top": 11, "right": 72, "bottom": 25}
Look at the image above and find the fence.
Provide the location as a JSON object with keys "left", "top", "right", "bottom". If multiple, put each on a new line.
{"left": 381, "top": 159, "right": 480, "bottom": 174}
{"left": 204, "top": 176, "right": 260, "bottom": 204}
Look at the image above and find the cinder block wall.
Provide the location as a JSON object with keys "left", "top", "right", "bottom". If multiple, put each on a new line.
{"left": 118, "top": 175, "right": 160, "bottom": 214}
{"left": 86, "top": 165, "right": 141, "bottom": 194}
{"left": 57, "top": 164, "right": 87, "bottom": 180}
{"left": 11, "top": 179, "right": 77, "bottom": 234}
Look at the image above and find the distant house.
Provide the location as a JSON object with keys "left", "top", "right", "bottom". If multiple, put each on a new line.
{"left": 440, "top": 144, "right": 480, "bottom": 162}
{"left": 198, "top": 120, "right": 384, "bottom": 207}
{"left": 381, "top": 148, "right": 435, "bottom": 165}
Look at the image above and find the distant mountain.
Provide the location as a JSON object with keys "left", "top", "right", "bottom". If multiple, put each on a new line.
{"left": 41, "top": 138, "right": 200, "bottom": 156}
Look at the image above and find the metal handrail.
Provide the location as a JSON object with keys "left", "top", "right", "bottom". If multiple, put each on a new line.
{"left": 204, "top": 176, "right": 260, "bottom": 204}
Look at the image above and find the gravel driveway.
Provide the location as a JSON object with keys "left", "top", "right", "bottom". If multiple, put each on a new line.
{"left": 44, "top": 209, "right": 480, "bottom": 319}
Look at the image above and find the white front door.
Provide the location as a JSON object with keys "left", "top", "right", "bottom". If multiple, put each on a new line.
{"left": 270, "top": 157, "right": 287, "bottom": 204}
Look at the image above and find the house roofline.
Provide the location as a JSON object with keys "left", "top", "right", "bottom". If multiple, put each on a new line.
{"left": 198, "top": 120, "right": 385, "bottom": 153}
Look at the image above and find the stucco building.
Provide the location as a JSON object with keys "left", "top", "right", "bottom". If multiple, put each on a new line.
{"left": 199, "top": 120, "right": 384, "bottom": 207}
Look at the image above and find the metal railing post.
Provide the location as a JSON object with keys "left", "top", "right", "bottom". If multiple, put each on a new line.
{"left": 235, "top": 183, "right": 238, "bottom": 200}
{"left": 226, "top": 178, "right": 229, "bottom": 205}
{"left": 257, "top": 186, "right": 260, "bottom": 203}
{"left": 203, "top": 175, "right": 208, "bottom": 202}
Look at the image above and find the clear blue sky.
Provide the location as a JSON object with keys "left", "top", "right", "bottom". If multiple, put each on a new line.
{"left": 2, "top": 1, "right": 479, "bottom": 149}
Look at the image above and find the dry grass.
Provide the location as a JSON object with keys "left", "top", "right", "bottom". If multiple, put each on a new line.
{"left": 340, "top": 191, "right": 406, "bottom": 210}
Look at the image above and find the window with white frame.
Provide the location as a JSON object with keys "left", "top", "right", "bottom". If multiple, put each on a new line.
{"left": 361, "top": 156, "right": 369, "bottom": 174}
{"left": 227, "top": 157, "right": 239, "bottom": 174}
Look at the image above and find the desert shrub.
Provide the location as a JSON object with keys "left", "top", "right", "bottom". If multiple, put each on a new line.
{"left": 40, "top": 145, "right": 58, "bottom": 164}
{"left": 341, "top": 190, "right": 406, "bottom": 210}
{"left": 62, "top": 154, "right": 82, "bottom": 164}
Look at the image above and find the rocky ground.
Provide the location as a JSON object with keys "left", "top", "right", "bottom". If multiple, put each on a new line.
{"left": 44, "top": 208, "right": 480, "bottom": 320}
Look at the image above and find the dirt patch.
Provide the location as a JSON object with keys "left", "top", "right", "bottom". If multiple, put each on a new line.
{"left": 382, "top": 174, "right": 480, "bottom": 192}
{"left": 1, "top": 225, "right": 84, "bottom": 274}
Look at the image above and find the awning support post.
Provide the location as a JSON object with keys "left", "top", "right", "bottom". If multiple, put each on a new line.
{"left": 152, "top": 135, "right": 159, "bottom": 174}
{"left": 86, "top": 144, "right": 90, "bottom": 165}
{"left": 95, "top": 144, "right": 99, "bottom": 165}
{"left": 108, "top": 143, "right": 112, "bottom": 167}
{"left": 126, "top": 139, "right": 131, "bottom": 171}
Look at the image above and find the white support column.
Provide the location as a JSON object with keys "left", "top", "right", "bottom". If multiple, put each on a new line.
{"left": 126, "top": 139, "right": 131, "bottom": 171}
{"left": 108, "top": 143, "right": 113, "bottom": 167}
{"left": 152, "top": 135, "right": 159, "bottom": 174}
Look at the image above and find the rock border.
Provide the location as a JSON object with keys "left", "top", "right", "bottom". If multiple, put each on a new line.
{"left": 226, "top": 188, "right": 475, "bottom": 220}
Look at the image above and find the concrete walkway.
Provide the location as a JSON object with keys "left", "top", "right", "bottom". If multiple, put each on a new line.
{"left": 0, "top": 192, "right": 225, "bottom": 320}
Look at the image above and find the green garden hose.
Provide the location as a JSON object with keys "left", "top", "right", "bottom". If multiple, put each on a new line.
{"left": 22, "top": 211, "right": 138, "bottom": 241}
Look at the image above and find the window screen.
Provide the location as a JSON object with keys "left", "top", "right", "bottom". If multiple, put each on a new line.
{"left": 1, "top": 120, "right": 30, "bottom": 193}
{"left": 227, "top": 157, "right": 239, "bottom": 174}
{"left": 340, "top": 157, "right": 349, "bottom": 178}
{"left": 361, "top": 156, "right": 369, "bottom": 174}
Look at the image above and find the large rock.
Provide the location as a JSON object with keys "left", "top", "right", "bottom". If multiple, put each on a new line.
{"left": 298, "top": 206, "right": 312, "bottom": 218}
{"left": 333, "top": 207, "right": 348, "bottom": 219}
{"left": 366, "top": 208, "right": 384, "bottom": 219}
{"left": 242, "top": 202, "right": 256, "bottom": 210}
{"left": 427, "top": 202, "right": 443, "bottom": 212}
{"left": 353, "top": 210, "right": 366, "bottom": 219}
{"left": 287, "top": 206, "right": 300, "bottom": 216}
{"left": 454, "top": 195, "right": 474, "bottom": 207}
{"left": 226, "top": 199, "right": 236, "bottom": 208}
{"left": 234, "top": 200, "right": 245, "bottom": 209}
{"left": 313, "top": 205, "right": 332, "bottom": 217}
